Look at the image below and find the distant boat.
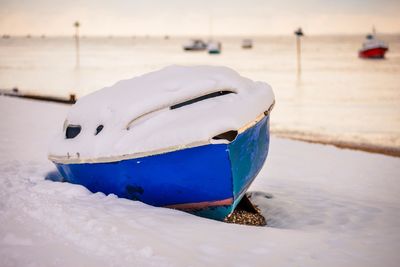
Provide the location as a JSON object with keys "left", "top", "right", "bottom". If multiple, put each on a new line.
{"left": 359, "top": 33, "right": 388, "bottom": 59}
{"left": 242, "top": 39, "right": 253, "bottom": 49}
{"left": 183, "top": 39, "right": 207, "bottom": 51}
{"left": 2, "top": 34, "right": 10, "bottom": 39}
{"left": 207, "top": 41, "right": 221, "bottom": 54}
{"left": 205, "top": 13, "right": 221, "bottom": 54}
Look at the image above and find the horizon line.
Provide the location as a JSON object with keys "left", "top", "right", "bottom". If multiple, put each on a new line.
{"left": 2, "top": 32, "right": 400, "bottom": 38}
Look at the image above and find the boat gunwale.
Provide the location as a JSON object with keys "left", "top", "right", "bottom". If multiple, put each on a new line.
{"left": 49, "top": 101, "right": 274, "bottom": 165}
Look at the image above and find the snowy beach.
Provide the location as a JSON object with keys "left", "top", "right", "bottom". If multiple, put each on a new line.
{"left": 1, "top": 96, "right": 400, "bottom": 267}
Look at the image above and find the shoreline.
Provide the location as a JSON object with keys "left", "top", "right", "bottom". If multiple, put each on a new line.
{"left": 272, "top": 130, "right": 400, "bottom": 158}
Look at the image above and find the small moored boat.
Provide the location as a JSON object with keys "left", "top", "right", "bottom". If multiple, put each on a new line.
{"left": 183, "top": 39, "right": 207, "bottom": 51}
{"left": 207, "top": 41, "right": 222, "bottom": 54}
{"left": 49, "top": 66, "right": 275, "bottom": 221}
{"left": 242, "top": 39, "right": 253, "bottom": 49}
{"left": 359, "top": 33, "right": 388, "bottom": 59}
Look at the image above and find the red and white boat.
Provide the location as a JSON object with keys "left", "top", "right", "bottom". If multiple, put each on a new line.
{"left": 358, "top": 34, "right": 388, "bottom": 59}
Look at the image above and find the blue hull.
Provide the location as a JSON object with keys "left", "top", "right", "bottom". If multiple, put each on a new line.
{"left": 54, "top": 115, "right": 270, "bottom": 221}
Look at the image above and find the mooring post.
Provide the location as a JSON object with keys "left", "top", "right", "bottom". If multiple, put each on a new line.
{"left": 294, "top": 27, "right": 304, "bottom": 76}
{"left": 74, "top": 21, "right": 80, "bottom": 68}
{"left": 69, "top": 94, "right": 76, "bottom": 103}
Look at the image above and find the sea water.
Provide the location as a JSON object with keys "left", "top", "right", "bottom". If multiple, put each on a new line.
{"left": 0, "top": 35, "right": 399, "bottom": 150}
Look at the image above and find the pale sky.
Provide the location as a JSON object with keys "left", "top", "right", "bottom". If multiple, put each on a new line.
{"left": 1, "top": 0, "right": 399, "bottom": 36}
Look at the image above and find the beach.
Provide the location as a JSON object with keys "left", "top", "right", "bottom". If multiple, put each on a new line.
{"left": 1, "top": 96, "right": 399, "bottom": 267}
{"left": 2, "top": 0, "right": 400, "bottom": 265}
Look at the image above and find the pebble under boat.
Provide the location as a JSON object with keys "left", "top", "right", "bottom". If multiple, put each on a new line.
{"left": 48, "top": 65, "right": 275, "bottom": 221}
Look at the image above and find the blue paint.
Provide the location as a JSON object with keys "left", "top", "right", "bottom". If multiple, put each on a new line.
{"left": 56, "top": 142, "right": 233, "bottom": 207}
{"left": 53, "top": 115, "right": 271, "bottom": 221}
{"left": 192, "top": 115, "right": 270, "bottom": 220}
{"left": 191, "top": 205, "right": 234, "bottom": 221}
{"left": 229, "top": 115, "right": 270, "bottom": 200}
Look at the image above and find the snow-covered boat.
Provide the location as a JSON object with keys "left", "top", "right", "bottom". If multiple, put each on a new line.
{"left": 183, "top": 39, "right": 207, "bottom": 51}
{"left": 242, "top": 39, "right": 253, "bottom": 49}
{"left": 48, "top": 66, "right": 275, "bottom": 221}
{"left": 207, "top": 41, "right": 221, "bottom": 54}
{"left": 359, "top": 34, "right": 388, "bottom": 59}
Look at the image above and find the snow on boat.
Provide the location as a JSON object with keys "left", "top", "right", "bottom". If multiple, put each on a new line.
{"left": 48, "top": 65, "right": 275, "bottom": 221}
{"left": 359, "top": 34, "right": 388, "bottom": 59}
{"left": 183, "top": 39, "right": 207, "bottom": 51}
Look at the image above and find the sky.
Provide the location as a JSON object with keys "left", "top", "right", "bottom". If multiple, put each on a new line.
{"left": 0, "top": 0, "right": 400, "bottom": 36}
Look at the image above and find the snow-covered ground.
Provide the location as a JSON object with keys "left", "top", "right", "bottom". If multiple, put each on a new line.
{"left": 0, "top": 96, "right": 399, "bottom": 267}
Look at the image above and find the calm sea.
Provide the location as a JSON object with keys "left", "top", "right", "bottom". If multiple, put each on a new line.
{"left": 1, "top": 35, "right": 399, "bottom": 151}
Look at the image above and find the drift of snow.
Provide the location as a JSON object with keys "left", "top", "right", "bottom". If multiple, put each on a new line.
{"left": 1, "top": 96, "right": 400, "bottom": 267}
{"left": 48, "top": 65, "right": 274, "bottom": 162}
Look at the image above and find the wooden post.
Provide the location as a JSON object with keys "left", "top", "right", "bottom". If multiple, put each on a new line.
{"left": 69, "top": 94, "right": 76, "bottom": 103}
{"left": 294, "top": 27, "right": 304, "bottom": 76}
{"left": 74, "top": 21, "right": 80, "bottom": 68}
{"left": 296, "top": 36, "right": 301, "bottom": 75}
